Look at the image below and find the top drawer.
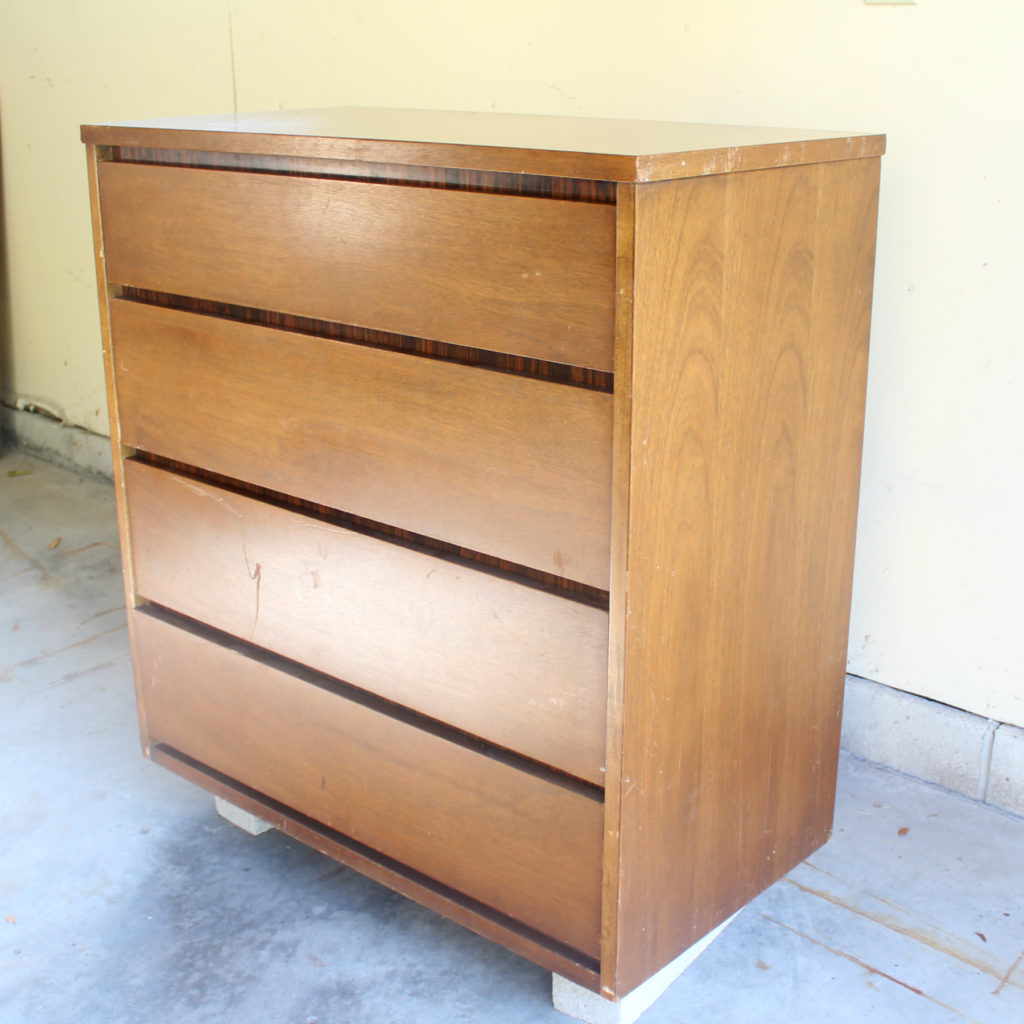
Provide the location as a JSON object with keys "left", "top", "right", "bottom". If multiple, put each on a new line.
{"left": 97, "top": 162, "right": 616, "bottom": 371}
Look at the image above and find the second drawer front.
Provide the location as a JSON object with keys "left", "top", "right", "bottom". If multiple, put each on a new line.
{"left": 125, "top": 460, "right": 609, "bottom": 785}
{"left": 133, "top": 610, "right": 604, "bottom": 957}
{"left": 111, "top": 300, "right": 613, "bottom": 590}
{"left": 98, "top": 161, "right": 616, "bottom": 371}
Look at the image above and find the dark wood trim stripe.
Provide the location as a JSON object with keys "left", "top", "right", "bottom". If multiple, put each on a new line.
{"left": 108, "top": 145, "right": 618, "bottom": 203}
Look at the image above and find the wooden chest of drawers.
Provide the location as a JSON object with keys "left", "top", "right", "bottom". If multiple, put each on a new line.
{"left": 82, "top": 108, "right": 883, "bottom": 1000}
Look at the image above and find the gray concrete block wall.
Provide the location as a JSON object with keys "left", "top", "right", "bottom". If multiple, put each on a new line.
{"left": 988, "top": 724, "right": 1024, "bottom": 817}
{"left": 841, "top": 675, "right": 1023, "bottom": 818}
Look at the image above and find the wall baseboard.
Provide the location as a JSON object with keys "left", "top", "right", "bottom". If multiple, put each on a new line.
{"left": 1, "top": 404, "right": 112, "bottom": 479}
{"left": 842, "top": 674, "right": 1024, "bottom": 818}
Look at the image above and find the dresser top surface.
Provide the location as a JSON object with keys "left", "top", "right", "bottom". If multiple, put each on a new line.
{"left": 81, "top": 107, "right": 884, "bottom": 182}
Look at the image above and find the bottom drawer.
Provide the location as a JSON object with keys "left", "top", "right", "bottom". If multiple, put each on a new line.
{"left": 132, "top": 610, "right": 604, "bottom": 957}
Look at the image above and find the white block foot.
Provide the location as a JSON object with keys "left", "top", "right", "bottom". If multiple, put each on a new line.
{"left": 214, "top": 796, "right": 273, "bottom": 836}
{"left": 552, "top": 913, "right": 737, "bottom": 1024}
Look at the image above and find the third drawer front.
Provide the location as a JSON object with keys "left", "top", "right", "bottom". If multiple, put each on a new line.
{"left": 111, "top": 299, "right": 613, "bottom": 591}
{"left": 133, "top": 609, "right": 604, "bottom": 957}
{"left": 124, "top": 459, "right": 609, "bottom": 786}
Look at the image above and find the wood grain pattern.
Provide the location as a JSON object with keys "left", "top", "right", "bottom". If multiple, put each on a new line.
{"left": 608, "top": 158, "right": 880, "bottom": 994}
{"left": 81, "top": 108, "right": 885, "bottom": 182}
{"left": 110, "top": 300, "right": 613, "bottom": 590}
{"left": 134, "top": 608, "right": 604, "bottom": 956}
{"left": 98, "top": 161, "right": 616, "bottom": 369}
{"left": 125, "top": 459, "right": 609, "bottom": 784}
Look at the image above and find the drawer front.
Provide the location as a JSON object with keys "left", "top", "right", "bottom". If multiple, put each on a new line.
{"left": 125, "top": 460, "right": 609, "bottom": 784}
{"left": 98, "top": 161, "right": 616, "bottom": 371}
{"left": 133, "top": 610, "right": 604, "bottom": 956}
{"left": 111, "top": 300, "right": 612, "bottom": 590}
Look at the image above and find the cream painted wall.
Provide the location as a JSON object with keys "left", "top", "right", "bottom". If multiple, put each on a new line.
{"left": 0, "top": 1, "right": 235, "bottom": 431}
{"left": 1, "top": 1, "right": 1021, "bottom": 726}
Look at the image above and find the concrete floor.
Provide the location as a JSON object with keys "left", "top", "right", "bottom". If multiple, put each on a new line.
{"left": 2, "top": 445, "right": 1022, "bottom": 1024}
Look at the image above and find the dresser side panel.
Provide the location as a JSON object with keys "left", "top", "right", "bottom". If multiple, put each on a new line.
{"left": 611, "top": 158, "right": 880, "bottom": 994}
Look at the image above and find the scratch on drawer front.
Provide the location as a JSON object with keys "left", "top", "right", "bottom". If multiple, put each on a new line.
{"left": 242, "top": 548, "right": 262, "bottom": 636}
{"left": 178, "top": 477, "right": 243, "bottom": 519}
